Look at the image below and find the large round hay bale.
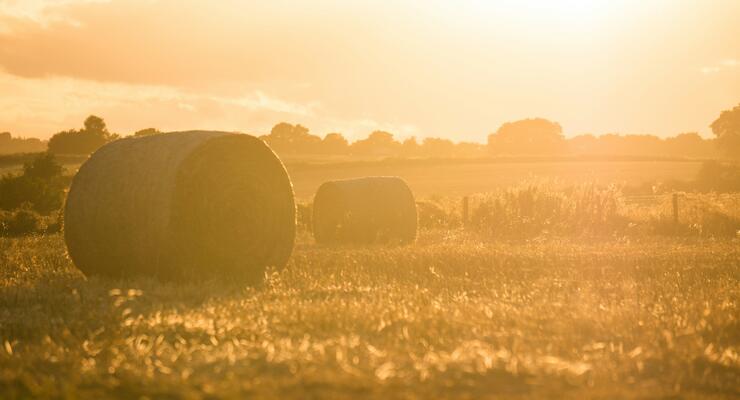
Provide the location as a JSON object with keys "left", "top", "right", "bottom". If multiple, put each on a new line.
{"left": 64, "top": 131, "right": 296, "bottom": 280}
{"left": 312, "top": 177, "right": 417, "bottom": 244}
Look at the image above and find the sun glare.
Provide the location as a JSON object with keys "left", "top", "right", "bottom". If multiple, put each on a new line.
{"left": 458, "top": 0, "right": 619, "bottom": 29}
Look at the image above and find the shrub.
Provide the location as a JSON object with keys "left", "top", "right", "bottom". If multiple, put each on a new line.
{"left": 0, "top": 152, "right": 65, "bottom": 214}
{"left": 0, "top": 204, "right": 41, "bottom": 237}
{"left": 693, "top": 161, "right": 740, "bottom": 192}
{"left": 699, "top": 210, "right": 740, "bottom": 237}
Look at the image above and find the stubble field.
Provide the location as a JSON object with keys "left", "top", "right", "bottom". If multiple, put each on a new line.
{"left": 1, "top": 230, "right": 738, "bottom": 399}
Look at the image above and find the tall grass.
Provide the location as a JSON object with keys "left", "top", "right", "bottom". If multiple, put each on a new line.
{"left": 413, "top": 183, "right": 740, "bottom": 239}
{"left": 468, "top": 183, "right": 626, "bottom": 238}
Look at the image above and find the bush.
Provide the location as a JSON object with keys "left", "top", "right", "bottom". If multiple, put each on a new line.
{"left": 0, "top": 152, "right": 65, "bottom": 214}
{"left": 693, "top": 161, "right": 740, "bottom": 192}
{"left": 0, "top": 204, "right": 41, "bottom": 237}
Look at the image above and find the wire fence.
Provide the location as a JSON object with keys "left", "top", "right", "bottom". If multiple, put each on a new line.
{"left": 458, "top": 192, "right": 740, "bottom": 225}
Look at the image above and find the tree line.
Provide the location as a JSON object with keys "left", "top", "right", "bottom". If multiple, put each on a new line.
{"left": 2, "top": 104, "right": 739, "bottom": 159}
{"left": 0, "top": 132, "right": 46, "bottom": 155}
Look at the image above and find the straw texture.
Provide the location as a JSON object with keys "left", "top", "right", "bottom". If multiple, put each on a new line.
{"left": 312, "top": 176, "right": 417, "bottom": 244}
{"left": 64, "top": 131, "right": 296, "bottom": 280}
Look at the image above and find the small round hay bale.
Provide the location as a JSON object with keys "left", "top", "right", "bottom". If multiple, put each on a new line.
{"left": 312, "top": 176, "right": 417, "bottom": 244}
{"left": 64, "top": 131, "right": 296, "bottom": 280}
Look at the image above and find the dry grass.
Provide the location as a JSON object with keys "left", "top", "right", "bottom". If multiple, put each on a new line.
{"left": 287, "top": 159, "right": 703, "bottom": 199}
{"left": 1, "top": 231, "right": 738, "bottom": 399}
{"left": 413, "top": 185, "right": 740, "bottom": 239}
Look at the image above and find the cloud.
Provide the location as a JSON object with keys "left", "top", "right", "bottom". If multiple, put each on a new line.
{"left": 0, "top": 1, "right": 425, "bottom": 139}
{"left": 0, "top": 71, "right": 318, "bottom": 136}
{"left": 701, "top": 59, "right": 739, "bottom": 74}
{"left": 0, "top": 71, "right": 417, "bottom": 140}
{"left": 0, "top": 0, "right": 379, "bottom": 88}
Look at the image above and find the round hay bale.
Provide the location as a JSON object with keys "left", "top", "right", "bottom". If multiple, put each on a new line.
{"left": 64, "top": 131, "right": 296, "bottom": 280}
{"left": 312, "top": 176, "right": 417, "bottom": 244}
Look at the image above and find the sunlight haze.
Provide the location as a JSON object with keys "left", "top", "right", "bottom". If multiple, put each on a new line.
{"left": 0, "top": 0, "right": 738, "bottom": 140}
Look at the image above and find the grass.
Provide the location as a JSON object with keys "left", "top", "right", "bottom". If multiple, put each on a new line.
{"left": 1, "top": 231, "right": 738, "bottom": 399}
{"left": 287, "top": 159, "right": 703, "bottom": 199}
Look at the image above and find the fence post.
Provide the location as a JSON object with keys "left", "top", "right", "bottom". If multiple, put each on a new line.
{"left": 462, "top": 196, "right": 470, "bottom": 227}
{"left": 672, "top": 193, "right": 678, "bottom": 223}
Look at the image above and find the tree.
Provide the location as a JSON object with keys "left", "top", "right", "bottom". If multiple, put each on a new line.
{"left": 421, "top": 137, "right": 456, "bottom": 157}
{"left": 401, "top": 137, "right": 421, "bottom": 157}
{"left": 351, "top": 131, "right": 401, "bottom": 156}
{"left": 322, "top": 133, "right": 349, "bottom": 154}
{"left": 710, "top": 104, "right": 740, "bottom": 160}
{"left": 263, "top": 122, "right": 322, "bottom": 154}
{"left": 83, "top": 115, "right": 108, "bottom": 135}
{"left": 134, "top": 128, "right": 163, "bottom": 137}
{"left": 488, "top": 118, "right": 566, "bottom": 155}
{"left": 48, "top": 115, "right": 117, "bottom": 155}
{"left": 0, "top": 132, "right": 46, "bottom": 155}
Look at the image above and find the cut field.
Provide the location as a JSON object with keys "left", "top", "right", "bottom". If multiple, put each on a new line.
{"left": 287, "top": 159, "right": 702, "bottom": 199}
{"left": 1, "top": 232, "right": 738, "bottom": 399}
{"left": 1, "top": 158, "right": 704, "bottom": 200}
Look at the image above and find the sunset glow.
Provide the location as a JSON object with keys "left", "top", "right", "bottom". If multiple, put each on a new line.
{"left": 0, "top": 0, "right": 739, "bottom": 140}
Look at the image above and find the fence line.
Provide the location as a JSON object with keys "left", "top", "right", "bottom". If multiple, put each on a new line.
{"left": 457, "top": 192, "right": 740, "bottom": 225}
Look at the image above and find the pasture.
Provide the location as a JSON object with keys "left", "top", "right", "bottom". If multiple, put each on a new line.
{"left": 288, "top": 159, "right": 703, "bottom": 199}
{"left": 0, "top": 158, "right": 738, "bottom": 399}
{"left": 2, "top": 157, "right": 704, "bottom": 199}
{"left": 1, "top": 232, "right": 739, "bottom": 398}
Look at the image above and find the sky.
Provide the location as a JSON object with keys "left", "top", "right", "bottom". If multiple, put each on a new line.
{"left": 0, "top": 0, "right": 738, "bottom": 142}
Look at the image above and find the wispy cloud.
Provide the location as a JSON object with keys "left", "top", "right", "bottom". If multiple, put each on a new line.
{"left": 0, "top": 0, "right": 109, "bottom": 28}
{"left": 0, "top": 72, "right": 321, "bottom": 137}
{"left": 701, "top": 59, "right": 739, "bottom": 74}
{"left": 0, "top": 71, "right": 418, "bottom": 140}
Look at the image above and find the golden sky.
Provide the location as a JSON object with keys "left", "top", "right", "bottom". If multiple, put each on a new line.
{"left": 0, "top": 0, "right": 738, "bottom": 141}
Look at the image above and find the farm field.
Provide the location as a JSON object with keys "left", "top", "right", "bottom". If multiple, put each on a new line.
{"left": 2, "top": 1, "right": 740, "bottom": 398}
{"left": 8, "top": 159, "right": 707, "bottom": 203}
{"left": 1, "top": 231, "right": 738, "bottom": 399}
{"left": 287, "top": 159, "right": 704, "bottom": 199}
{"left": 1, "top": 157, "right": 703, "bottom": 199}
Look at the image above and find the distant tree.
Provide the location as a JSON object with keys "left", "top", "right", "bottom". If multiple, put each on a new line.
{"left": 134, "top": 128, "right": 163, "bottom": 137}
{"left": 710, "top": 104, "right": 740, "bottom": 160}
{"left": 0, "top": 132, "right": 46, "bottom": 155}
{"left": 488, "top": 118, "right": 566, "bottom": 155}
{"left": 322, "top": 133, "right": 349, "bottom": 154}
{"left": 664, "top": 132, "right": 718, "bottom": 158}
{"left": 351, "top": 131, "right": 401, "bottom": 156}
{"left": 263, "top": 122, "right": 322, "bottom": 154}
{"left": 401, "top": 137, "right": 421, "bottom": 157}
{"left": 48, "top": 115, "right": 117, "bottom": 155}
{"left": 83, "top": 115, "right": 108, "bottom": 134}
{"left": 421, "top": 137, "right": 456, "bottom": 157}
{"left": 456, "top": 142, "right": 486, "bottom": 158}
